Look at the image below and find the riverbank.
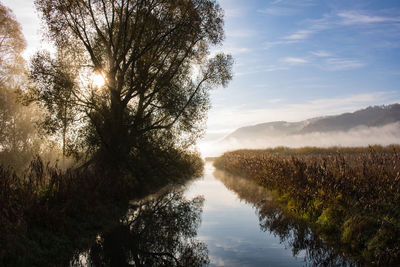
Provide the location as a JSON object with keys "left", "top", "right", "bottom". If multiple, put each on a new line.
{"left": 0, "top": 152, "right": 203, "bottom": 266}
{"left": 214, "top": 146, "right": 400, "bottom": 265}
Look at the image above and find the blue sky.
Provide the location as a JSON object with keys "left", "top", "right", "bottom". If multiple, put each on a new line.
{"left": 207, "top": 0, "right": 400, "bottom": 136}
{"left": 3, "top": 0, "right": 400, "bottom": 153}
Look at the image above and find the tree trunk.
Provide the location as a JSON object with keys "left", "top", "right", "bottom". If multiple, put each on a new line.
{"left": 108, "top": 88, "right": 128, "bottom": 164}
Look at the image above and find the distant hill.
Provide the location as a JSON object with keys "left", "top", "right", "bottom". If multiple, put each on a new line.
{"left": 222, "top": 103, "right": 400, "bottom": 144}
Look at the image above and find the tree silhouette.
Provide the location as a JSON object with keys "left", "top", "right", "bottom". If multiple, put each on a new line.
{"left": 34, "top": 0, "right": 233, "bottom": 167}
{"left": 84, "top": 190, "right": 208, "bottom": 267}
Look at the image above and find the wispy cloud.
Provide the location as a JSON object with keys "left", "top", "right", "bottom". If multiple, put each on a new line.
{"left": 264, "top": 14, "right": 331, "bottom": 48}
{"left": 282, "top": 14, "right": 333, "bottom": 42}
{"left": 257, "top": 7, "right": 297, "bottom": 16}
{"left": 324, "top": 58, "right": 365, "bottom": 70}
{"left": 283, "top": 29, "right": 315, "bottom": 40}
{"left": 271, "top": 0, "right": 315, "bottom": 7}
{"left": 264, "top": 40, "right": 298, "bottom": 49}
{"left": 264, "top": 65, "right": 289, "bottom": 72}
{"left": 270, "top": 8, "right": 400, "bottom": 48}
{"left": 281, "top": 57, "right": 308, "bottom": 64}
{"left": 236, "top": 57, "right": 310, "bottom": 77}
{"left": 309, "top": 50, "right": 366, "bottom": 71}
{"left": 311, "top": 50, "right": 332, "bottom": 57}
{"left": 235, "top": 65, "right": 289, "bottom": 76}
{"left": 338, "top": 11, "right": 400, "bottom": 25}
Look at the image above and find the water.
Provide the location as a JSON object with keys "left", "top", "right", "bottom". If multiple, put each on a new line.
{"left": 76, "top": 162, "right": 351, "bottom": 266}
{"left": 185, "top": 162, "right": 306, "bottom": 267}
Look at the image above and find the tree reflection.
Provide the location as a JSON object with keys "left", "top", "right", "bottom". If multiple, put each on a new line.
{"left": 84, "top": 190, "right": 209, "bottom": 267}
{"left": 214, "top": 169, "right": 355, "bottom": 266}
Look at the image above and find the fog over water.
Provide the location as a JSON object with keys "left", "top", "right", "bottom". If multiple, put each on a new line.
{"left": 200, "top": 122, "right": 400, "bottom": 157}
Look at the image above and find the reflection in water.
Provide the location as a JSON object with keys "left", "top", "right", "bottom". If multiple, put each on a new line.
{"left": 79, "top": 190, "right": 208, "bottom": 267}
{"left": 213, "top": 169, "right": 354, "bottom": 266}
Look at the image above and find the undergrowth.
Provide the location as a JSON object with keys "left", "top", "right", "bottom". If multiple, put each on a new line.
{"left": 0, "top": 150, "right": 203, "bottom": 266}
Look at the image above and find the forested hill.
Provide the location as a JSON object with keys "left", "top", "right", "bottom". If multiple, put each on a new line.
{"left": 222, "top": 103, "right": 400, "bottom": 142}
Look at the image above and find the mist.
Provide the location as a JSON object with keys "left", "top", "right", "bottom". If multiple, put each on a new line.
{"left": 201, "top": 122, "right": 400, "bottom": 157}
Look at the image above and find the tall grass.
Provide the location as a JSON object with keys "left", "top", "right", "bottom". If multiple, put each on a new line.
{"left": 214, "top": 145, "right": 400, "bottom": 265}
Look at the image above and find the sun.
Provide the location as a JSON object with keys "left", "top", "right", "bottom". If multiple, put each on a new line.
{"left": 91, "top": 72, "right": 105, "bottom": 87}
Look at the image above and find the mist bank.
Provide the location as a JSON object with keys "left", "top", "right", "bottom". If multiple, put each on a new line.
{"left": 204, "top": 122, "right": 400, "bottom": 156}
{"left": 200, "top": 104, "right": 400, "bottom": 156}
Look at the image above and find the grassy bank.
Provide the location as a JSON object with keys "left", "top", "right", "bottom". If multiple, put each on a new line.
{"left": 214, "top": 146, "right": 400, "bottom": 265}
{"left": 0, "top": 151, "right": 203, "bottom": 266}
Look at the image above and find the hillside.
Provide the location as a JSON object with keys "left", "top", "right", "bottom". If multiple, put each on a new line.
{"left": 221, "top": 103, "right": 400, "bottom": 145}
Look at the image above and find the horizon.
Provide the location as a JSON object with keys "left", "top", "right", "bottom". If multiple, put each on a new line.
{"left": 3, "top": 0, "right": 400, "bottom": 156}
{"left": 201, "top": 102, "right": 400, "bottom": 156}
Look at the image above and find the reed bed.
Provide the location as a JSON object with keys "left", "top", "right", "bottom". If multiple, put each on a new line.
{"left": 214, "top": 145, "right": 400, "bottom": 265}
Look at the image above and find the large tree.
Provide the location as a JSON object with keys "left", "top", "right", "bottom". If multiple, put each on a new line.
{"left": 34, "top": 0, "right": 232, "bottom": 167}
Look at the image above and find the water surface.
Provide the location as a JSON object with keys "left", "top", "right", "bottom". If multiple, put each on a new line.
{"left": 185, "top": 162, "right": 306, "bottom": 267}
{"left": 78, "top": 162, "right": 351, "bottom": 266}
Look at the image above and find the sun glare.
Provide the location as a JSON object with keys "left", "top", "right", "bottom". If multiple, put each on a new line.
{"left": 91, "top": 72, "right": 105, "bottom": 87}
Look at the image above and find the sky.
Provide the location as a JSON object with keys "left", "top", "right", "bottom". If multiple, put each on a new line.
{"left": 3, "top": 0, "right": 400, "bottom": 154}
{"left": 207, "top": 0, "right": 400, "bottom": 136}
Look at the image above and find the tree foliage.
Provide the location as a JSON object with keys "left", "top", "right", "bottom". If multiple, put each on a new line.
{"left": 0, "top": 2, "right": 38, "bottom": 170}
{"left": 34, "top": 0, "right": 233, "bottom": 166}
{"left": 28, "top": 50, "right": 80, "bottom": 160}
{"left": 0, "top": 2, "right": 26, "bottom": 84}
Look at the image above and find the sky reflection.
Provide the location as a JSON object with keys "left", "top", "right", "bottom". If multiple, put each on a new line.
{"left": 185, "top": 163, "right": 305, "bottom": 266}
